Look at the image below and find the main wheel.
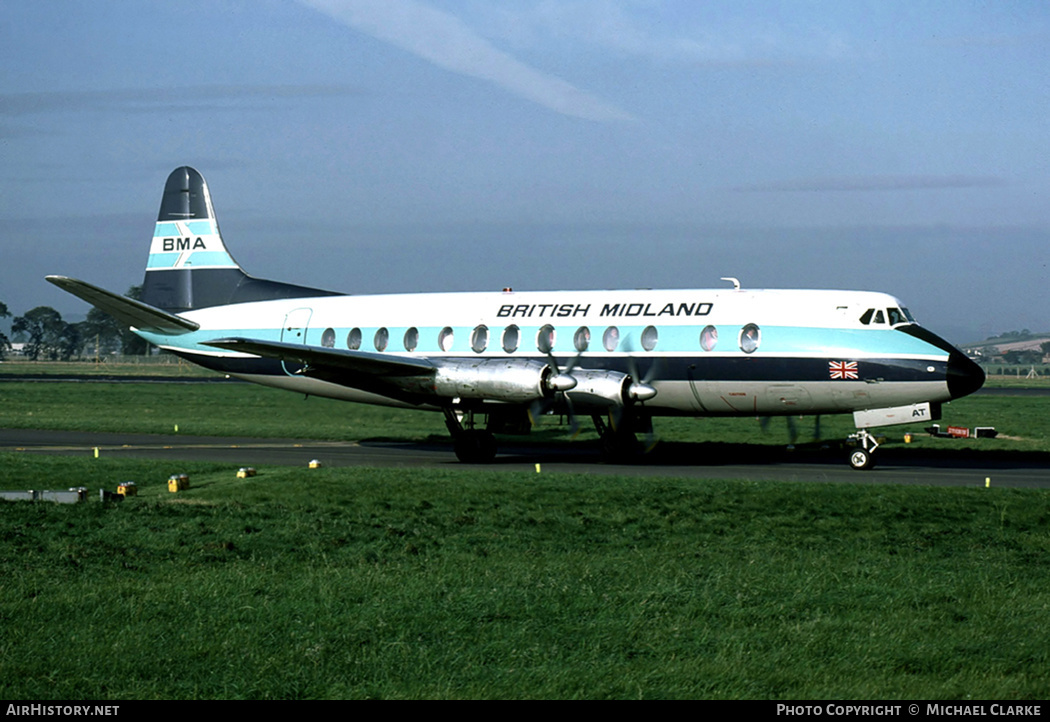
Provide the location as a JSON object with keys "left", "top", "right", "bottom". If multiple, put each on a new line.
{"left": 454, "top": 429, "right": 497, "bottom": 463}
{"left": 848, "top": 447, "right": 876, "bottom": 471}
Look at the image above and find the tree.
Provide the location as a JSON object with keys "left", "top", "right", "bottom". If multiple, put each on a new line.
{"left": 0, "top": 301, "right": 10, "bottom": 360}
{"left": 60, "top": 285, "right": 153, "bottom": 359}
{"left": 12, "top": 306, "right": 72, "bottom": 361}
{"left": 121, "top": 285, "right": 151, "bottom": 355}
{"left": 79, "top": 307, "right": 125, "bottom": 357}
{"left": 58, "top": 320, "right": 81, "bottom": 361}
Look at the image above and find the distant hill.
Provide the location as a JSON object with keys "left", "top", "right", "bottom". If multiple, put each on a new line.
{"left": 965, "top": 332, "right": 1050, "bottom": 352}
{"left": 963, "top": 332, "right": 1050, "bottom": 363}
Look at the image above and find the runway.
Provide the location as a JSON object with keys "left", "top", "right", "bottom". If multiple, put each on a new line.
{"left": 2, "top": 428, "right": 1047, "bottom": 488}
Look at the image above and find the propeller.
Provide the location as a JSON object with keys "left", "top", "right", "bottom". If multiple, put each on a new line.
{"left": 611, "top": 335, "right": 662, "bottom": 451}
{"left": 529, "top": 349, "right": 584, "bottom": 436}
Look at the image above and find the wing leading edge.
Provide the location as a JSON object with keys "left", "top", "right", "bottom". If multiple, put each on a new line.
{"left": 202, "top": 337, "right": 436, "bottom": 377}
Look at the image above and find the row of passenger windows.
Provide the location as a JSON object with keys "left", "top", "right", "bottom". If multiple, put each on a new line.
{"left": 320, "top": 323, "right": 764, "bottom": 355}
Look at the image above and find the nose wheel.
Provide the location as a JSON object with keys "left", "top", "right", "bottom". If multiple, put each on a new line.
{"left": 846, "top": 429, "right": 879, "bottom": 470}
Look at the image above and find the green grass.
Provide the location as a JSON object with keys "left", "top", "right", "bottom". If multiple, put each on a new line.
{"left": 1, "top": 376, "right": 1048, "bottom": 698}
{"left": 0, "top": 357, "right": 216, "bottom": 377}
{"left": 2, "top": 456, "right": 1050, "bottom": 699}
{"left": 1, "top": 378, "right": 1048, "bottom": 457}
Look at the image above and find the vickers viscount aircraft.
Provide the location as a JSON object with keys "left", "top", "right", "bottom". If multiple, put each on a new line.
{"left": 48, "top": 167, "right": 985, "bottom": 469}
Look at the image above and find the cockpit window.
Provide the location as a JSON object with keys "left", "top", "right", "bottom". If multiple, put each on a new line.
{"left": 862, "top": 306, "right": 916, "bottom": 327}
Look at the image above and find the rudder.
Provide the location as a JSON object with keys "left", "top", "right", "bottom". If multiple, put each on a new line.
{"left": 140, "top": 167, "right": 337, "bottom": 312}
{"left": 140, "top": 166, "right": 244, "bottom": 312}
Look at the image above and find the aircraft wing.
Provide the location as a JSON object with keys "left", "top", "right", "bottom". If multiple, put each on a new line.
{"left": 46, "top": 276, "right": 200, "bottom": 334}
{"left": 203, "top": 337, "right": 436, "bottom": 377}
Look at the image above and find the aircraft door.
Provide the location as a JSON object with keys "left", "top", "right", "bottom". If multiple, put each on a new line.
{"left": 280, "top": 307, "right": 312, "bottom": 376}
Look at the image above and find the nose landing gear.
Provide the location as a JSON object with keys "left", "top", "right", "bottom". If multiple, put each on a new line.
{"left": 846, "top": 428, "right": 880, "bottom": 470}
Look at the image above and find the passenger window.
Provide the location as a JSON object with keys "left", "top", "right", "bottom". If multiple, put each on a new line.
{"left": 537, "top": 324, "right": 555, "bottom": 353}
{"left": 700, "top": 325, "right": 718, "bottom": 352}
{"left": 471, "top": 325, "right": 489, "bottom": 353}
{"left": 347, "top": 328, "right": 362, "bottom": 350}
{"left": 739, "top": 324, "right": 760, "bottom": 354}
{"left": 641, "top": 325, "right": 658, "bottom": 352}
{"left": 603, "top": 326, "right": 619, "bottom": 352}
{"left": 574, "top": 326, "right": 590, "bottom": 352}
{"left": 374, "top": 327, "right": 389, "bottom": 352}
{"left": 403, "top": 327, "right": 418, "bottom": 352}
{"left": 502, "top": 325, "right": 520, "bottom": 353}
{"left": 438, "top": 327, "right": 454, "bottom": 351}
{"left": 321, "top": 328, "right": 336, "bottom": 348}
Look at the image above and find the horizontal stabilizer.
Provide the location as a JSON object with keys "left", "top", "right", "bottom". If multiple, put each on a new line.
{"left": 203, "top": 337, "right": 436, "bottom": 377}
{"left": 46, "top": 276, "right": 199, "bottom": 334}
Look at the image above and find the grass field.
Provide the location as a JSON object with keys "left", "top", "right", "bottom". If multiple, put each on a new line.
{"left": 2, "top": 456, "right": 1050, "bottom": 699}
{"left": 1, "top": 367, "right": 1049, "bottom": 699}
{"left": 1, "top": 372, "right": 1049, "bottom": 457}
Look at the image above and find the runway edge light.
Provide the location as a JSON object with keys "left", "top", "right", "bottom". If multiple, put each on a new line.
{"left": 168, "top": 474, "right": 190, "bottom": 492}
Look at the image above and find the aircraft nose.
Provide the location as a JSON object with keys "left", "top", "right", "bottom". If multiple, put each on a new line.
{"left": 896, "top": 324, "right": 985, "bottom": 400}
{"left": 947, "top": 349, "right": 985, "bottom": 400}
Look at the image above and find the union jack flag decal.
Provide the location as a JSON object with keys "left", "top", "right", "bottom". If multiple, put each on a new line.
{"left": 829, "top": 361, "right": 859, "bottom": 380}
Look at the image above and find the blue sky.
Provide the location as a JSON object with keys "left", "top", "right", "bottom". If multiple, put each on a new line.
{"left": 2, "top": 0, "right": 1048, "bottom": 343}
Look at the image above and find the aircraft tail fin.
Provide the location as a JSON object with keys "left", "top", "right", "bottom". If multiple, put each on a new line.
{"left": 140, "top": 167, "right": 338, "bottom": 313}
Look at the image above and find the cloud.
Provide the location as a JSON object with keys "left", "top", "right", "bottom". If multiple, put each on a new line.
{"left": 0, "top": 85, "right": 361, "bottom": 116}
{"left": 730, "top": 175, "right": 1009, "bottom": 193}
{"left": 297, "top": 0, "right": 636, "bottom": 123}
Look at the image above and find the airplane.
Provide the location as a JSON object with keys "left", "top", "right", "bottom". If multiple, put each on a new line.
{"left": 47, "top": 166, "right": 985, "bottom": 470}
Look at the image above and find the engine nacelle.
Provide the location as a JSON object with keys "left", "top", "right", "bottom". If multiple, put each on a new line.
{"left": 565, "top": 368, "right": 631, "bottom": 409}
{"left": 431, "top": 358, "right": 552, "bottom": 402}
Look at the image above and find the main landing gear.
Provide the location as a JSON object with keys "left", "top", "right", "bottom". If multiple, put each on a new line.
{"left": 443, "top": 408, "right": 497, "bottom": 463}
{"left": 846, "top": 428, "right": 880, "bottom": 470}
{"left": 591, "top": 412, "right": 654, "bottom": 462}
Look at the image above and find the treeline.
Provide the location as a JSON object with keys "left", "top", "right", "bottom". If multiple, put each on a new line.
{"left": 1000, "top": 345, "right": 1050, "bottom": 365}
{"left": 0, "top": 287, "right": 150, "bottom": 361}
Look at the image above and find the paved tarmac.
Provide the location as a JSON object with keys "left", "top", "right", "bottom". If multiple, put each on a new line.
{"left": 2, "top": 428, "right": 1047, "bottom": 488}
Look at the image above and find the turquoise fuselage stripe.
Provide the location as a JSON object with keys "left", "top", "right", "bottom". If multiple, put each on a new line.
{"left": 137, "top": 323, "right": 944, "bottom": 359}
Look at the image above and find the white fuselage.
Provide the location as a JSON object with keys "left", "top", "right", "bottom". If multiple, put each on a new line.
{"left": 138, "top": 286, "right": 961, "bottom": 418}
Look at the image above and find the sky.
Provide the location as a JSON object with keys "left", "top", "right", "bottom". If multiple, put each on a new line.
{"left": 2, "top": 0, "right": 1048, "bottom": 344}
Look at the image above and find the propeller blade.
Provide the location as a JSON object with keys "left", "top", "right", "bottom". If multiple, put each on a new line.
{"left": 620, "top": 336, "right": 659, "bottom": 403}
